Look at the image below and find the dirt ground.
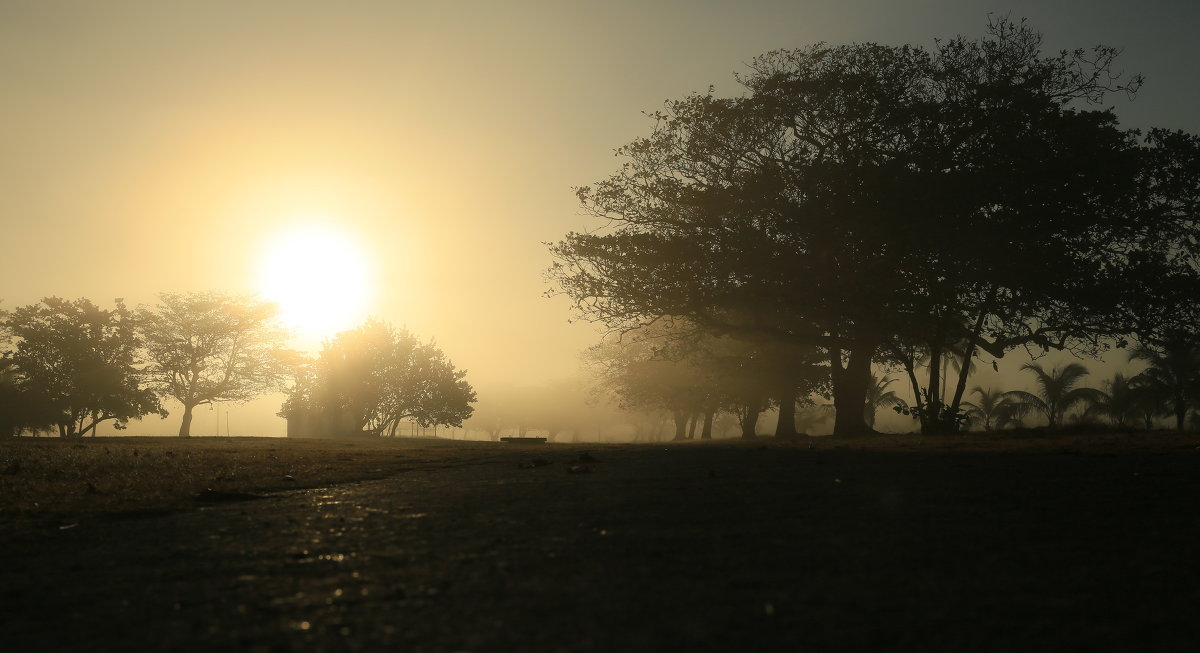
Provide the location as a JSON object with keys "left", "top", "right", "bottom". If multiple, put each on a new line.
{"left": 3, "top": 434, "right": 1200, "bottom": 651}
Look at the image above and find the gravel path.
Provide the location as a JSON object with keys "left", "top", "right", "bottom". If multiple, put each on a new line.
{"left": 4, "top": 442, "right": 1200, "bottom": 651}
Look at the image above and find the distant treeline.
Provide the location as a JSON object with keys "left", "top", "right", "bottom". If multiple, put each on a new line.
{"left": 0, "top": 294, "right": 474, "bottom": 438}
{"left": 584, "top": 324, "right": 1199, "bottom": 439}
{"left": 549, "top": 18, "right": 1200, "bottom": 436}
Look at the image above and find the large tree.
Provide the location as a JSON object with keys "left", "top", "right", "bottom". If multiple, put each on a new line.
{"left": 281, "top": 320, "right": 475, "bottom": 437}
{"left": 550, "top": 19, "right": 1191, "bottom": 435}
{"left": 5, "top": 297, "right": 163, "bottom": 437}
{"left": 137, "top": 293, "right": 297, "bottom": 437}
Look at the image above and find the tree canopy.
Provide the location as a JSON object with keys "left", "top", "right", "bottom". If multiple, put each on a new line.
{"left": 4, "top": 297, "right": 163, "bottom": 437}
{"left": 281, "top": 320, "right": 476, "bottom": 437}
{"left": 586, "top": 321, "right": 825, "bottom": 439}
{"left": 137, "top": 292, "right": 297, "bottom": 437}
{"left": 550, "top": 18, "right": 1199, "bottom": 435}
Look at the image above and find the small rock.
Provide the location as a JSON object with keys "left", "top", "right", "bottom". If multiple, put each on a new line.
{"left": 567, "top": 465, "right": 592, "bottom": 475}
{"left": 282, "top": 474, "right": 296, "bottom": 482}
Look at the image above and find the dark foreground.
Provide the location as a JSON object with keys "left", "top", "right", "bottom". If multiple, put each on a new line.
{"left": 3, "top": 438, "right": 1200, "bottom": 652}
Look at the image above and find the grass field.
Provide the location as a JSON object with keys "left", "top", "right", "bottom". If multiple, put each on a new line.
{"left": 5, "top": 431, "right": 1200, "bottom": 651}
{"left": 3, "top": 431, "right": 1198, "bottom": 518}
{"left": 0, "top": 436, "right": 507, "bottom": 518}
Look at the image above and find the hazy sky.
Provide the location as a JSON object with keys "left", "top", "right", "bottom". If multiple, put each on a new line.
{"left": 2, "top": 1, "right": 1198, "bottom": 434}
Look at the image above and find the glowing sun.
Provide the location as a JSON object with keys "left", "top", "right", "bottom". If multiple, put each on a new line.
{"left": 258, "top": 224, "right": 373, "bottom": 339}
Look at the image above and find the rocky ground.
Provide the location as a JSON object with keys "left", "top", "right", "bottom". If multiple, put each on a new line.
{"left": 3, "top": 436, "right": 1200, "bottom": 651}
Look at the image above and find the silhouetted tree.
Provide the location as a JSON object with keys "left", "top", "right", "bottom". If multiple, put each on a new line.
{"left": 587, "top": 321, "right": 825, "bottom": 440}
{"left": 960, "top": 386, "right": 1021, "bottom": 431}
{"left": 585, "top": 326, "right": 721, "bottom": 441}
{"left": 1130, "top": 336, "right": 1200, "bottom": 430}
{"left": 1004, "top": 362, "right": 1104, "bottom": 429}
{"left": 5, "top": 297, "right": 163, "bottom": 437}
{"left": 137, "top": 292, "right": 297, "bottom": 437}
{"left": 864, "top": 375, "right": 908, "bottom": 430}
{"left": 550, "top": 18, "right": 1178, "bottom": 436}
{"left": 0, "top": 305, "right": 17, "bottom": 436}
{"left": 0, "top": 356, "right": 21, "bottom": 436}
{"left": 281, "top": 320, "right": 475, "bottom": 437}
{"left": 1084, "top": 372, "right": 1164, "bottom": 428}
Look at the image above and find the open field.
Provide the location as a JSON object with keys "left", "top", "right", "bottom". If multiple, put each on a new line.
{"left": 3, "top": 433, "right": 1200, "bottom": 651}
{"left": 0, "top": 436, "right": 507, "bottom": 521}
{"left": 3, "top": 432, "right": 1199, "bottom": 520}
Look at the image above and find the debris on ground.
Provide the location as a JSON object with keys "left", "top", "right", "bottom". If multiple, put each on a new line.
{"left": 195, "top": 489, "right": 263, "bottom": 503}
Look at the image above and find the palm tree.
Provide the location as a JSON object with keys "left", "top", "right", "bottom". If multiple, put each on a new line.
{"left": 1086, "top": 373, "right": 1155, "bottom": 428}
{"left": 1003, "top": 362, "right": 1104, "bottom": 429}
{"left": 961, "top": 386, "right": 1021, "bottom": 431}
{"left": 1129, "top": 375, "right": 1169, "bottom": 429}
{"left": 1130, "top": 337, "right": 1200, "bottom": 430}
{"left": 865, "top": 374, "right": 908, "bottom": 429}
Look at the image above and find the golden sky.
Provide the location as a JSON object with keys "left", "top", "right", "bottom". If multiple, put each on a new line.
{"left": 2, "top": 0, "right": 1197, "bottom": 434}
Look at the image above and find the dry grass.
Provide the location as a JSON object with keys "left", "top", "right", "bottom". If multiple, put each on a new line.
{"left": 0, "top": 436, "right": 503, "bottom": 518}
{"left": 3, "top": 431, "right": 1198, "bottom": 519}
{"left": 782, "top": 430, "right": 1200, "bottom": 453}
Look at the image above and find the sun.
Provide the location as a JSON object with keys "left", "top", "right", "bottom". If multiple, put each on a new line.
{"left": 257, "top": 223, "right": 373, "bottom": 340}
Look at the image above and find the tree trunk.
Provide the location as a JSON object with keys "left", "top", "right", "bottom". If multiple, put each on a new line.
{"left": 831, "top": 345, "right": 875, "bottom": 436}
{"left": 672, "top": 409, "right": 688, "bottom": 441}
{"left": 686, "top": 413, "right": 698, "bottom": 440}
{"left": 701, "top": 411, "right": 714, "bottom": 440}
{"left": 1176, "top": 396, "right": 1186, "bottom": 431}
{"left": 899, "top": 352, "right": 925, "bottom": 429}
{"left": 926, "top": 345, "right": 942, "bottom": 430}
{"left": 774, "top": 385, "right": 798, "bottom": 438}
{"left": 739, "top": 403, "right": 759, "bottom": 439}
{"left": 946, "top": 305, "right": 989, "bottom": 433}
{"left": 179, "top": 403, "right": 195, "bottom": 437}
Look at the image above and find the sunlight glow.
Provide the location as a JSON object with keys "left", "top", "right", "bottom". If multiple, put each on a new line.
{"left": 257, "top": 222, "right": 373, "bottom": 340}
